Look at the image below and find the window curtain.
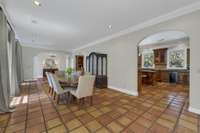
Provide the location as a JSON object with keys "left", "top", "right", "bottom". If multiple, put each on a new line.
{"left": 0, "top": 9, "right": 12, "bottom": 113}
{"left": 15, "top": 40, "right": 24, "bottom": 85}
{"left": 9, "top": 30, "right": 20, "bottom": 96}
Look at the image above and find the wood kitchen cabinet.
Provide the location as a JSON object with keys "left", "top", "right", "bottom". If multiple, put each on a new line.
{"left": 155, "top": 70, "right": 161, "bottom": 82}
{"left": 155, "top": 70, "right": 169, "bottom": 82}
{"left": 160, "top": 71, "right": 169, "bottom": 82}
{"left": 178, "top": 71, "right": 189, "bottom": 85}
{"left": 154, "top": 48, "right": 167, "bottom": 65}
{"left": 75, "top": 55, "right": 84, "bottom": 71}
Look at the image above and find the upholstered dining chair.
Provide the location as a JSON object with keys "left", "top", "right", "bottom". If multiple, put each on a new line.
{"left": 50, "top": 73, "right": 72, "bottom": 104}
{"left": 46, "top": 72, "right": 53, "bottom": 95}
{"left": 70, "top": 75, "right": 95, "bottom": 105}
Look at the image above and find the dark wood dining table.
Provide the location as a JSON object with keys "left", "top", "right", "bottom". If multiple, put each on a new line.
{"left": 57, "top": 75, "right": 79, "bottom": 88}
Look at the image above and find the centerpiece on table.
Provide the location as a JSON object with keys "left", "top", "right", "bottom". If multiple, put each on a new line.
{"left": 65, "top": 67, "right": 74, "bottom": 80}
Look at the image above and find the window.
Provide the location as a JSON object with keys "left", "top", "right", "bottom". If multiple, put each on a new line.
{"left": 167, "top": 48, "right": 187, "bottom": 69}
{"left": 142, "top": 50, "right": 154, "bottom": 69}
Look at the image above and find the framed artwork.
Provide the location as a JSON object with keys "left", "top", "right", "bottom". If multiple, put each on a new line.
{"left": 167, "top": 48, "right": 187, "bottom": 69}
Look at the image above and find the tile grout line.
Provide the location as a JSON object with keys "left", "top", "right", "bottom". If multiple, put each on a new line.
{"left": 40, "top": 79, "right": 70, "bottom": 132}
{"left": 24, "top": 82, "right": 31, "bottom": 132}
{"left": 143, "top": 91, "right": 179, "bottom": 132}
{"left": 120, "top": 91, "right": 175, "bottom": 132}
{"left": 36, "top": 80, "right": 49, "bottom": 133}
{"left": 171, "top": 92, "right": 187, "bottom": 133}
{"left": 43, "top": 79, "right": 112, "bottom": 133}
{"left": 98, "top": 92, "right": 155, "bottom": 132}
{"left": 3, "top": 83, "right": 30, "bottom": 133}
{"left": 4, "top": 81, "right": 195, "bottom": 133}
{"left": 46, "top": 86, "right": 94, "bottom": 132}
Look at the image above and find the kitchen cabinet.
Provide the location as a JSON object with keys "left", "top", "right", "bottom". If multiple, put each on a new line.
{"left": 154, "top": 48, "right": 167, "bottom": 65}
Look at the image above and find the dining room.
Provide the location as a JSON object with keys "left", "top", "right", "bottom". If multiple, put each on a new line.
{"left": 1, "top": 1, "right": 200, "bottom": 133}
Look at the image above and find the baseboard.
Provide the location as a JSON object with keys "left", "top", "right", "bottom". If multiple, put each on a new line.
{"left": 108, "top": 86, "right": 138, "bottom": 96}
{"left": 23, "top": 79, "right": 35, "bottom": 82}
{"left": 188, "top": 106, "right": 200, "bottom": 115}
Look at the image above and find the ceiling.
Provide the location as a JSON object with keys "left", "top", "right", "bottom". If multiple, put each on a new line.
{"left": 139, "top": 31, "right": 188, "bottom": 46}
{"left": 2, "top": 0, "right": 200, "bottom": 51}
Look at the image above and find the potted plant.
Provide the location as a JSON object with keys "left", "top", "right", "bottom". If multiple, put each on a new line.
{"left": 65, "top": 67, "right": 73, "bottom": 79}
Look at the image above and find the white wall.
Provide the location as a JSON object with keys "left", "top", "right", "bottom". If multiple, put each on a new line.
{"left": 22, "top": 46, "right": 70, "bottom": 80}
{"left": 73, "top": 10, "right": 200, "bottom": 113}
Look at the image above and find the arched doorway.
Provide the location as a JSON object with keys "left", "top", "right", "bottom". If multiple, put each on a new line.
{"left": 137, "top": 30, "right": 190, "bottom": 94}
{"left": 33, "top": 53, "right": 59, "bottom": 79}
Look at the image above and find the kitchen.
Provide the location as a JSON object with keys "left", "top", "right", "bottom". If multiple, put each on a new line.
{"left": 138, "top": 31, "right": 190, "bottom": 93}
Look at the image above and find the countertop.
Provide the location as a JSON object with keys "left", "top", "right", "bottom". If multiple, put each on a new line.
{"left": 139, "top": 68, "right": 189, "bottom": 72}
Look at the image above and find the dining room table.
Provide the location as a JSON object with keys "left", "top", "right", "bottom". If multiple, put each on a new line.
{"left": 55, "top": 74, "right": 79, "bottom": 103}
{"left": 56, "top": 74, "right": 79, "bottom": 88}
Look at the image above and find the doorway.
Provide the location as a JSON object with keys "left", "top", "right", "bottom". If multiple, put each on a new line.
{"left": 137, "top": 30, "right": 190, "bottom": 94}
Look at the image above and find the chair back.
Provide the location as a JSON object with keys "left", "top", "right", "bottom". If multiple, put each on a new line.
{"left": 76, "top": 75, "right": 95, "bottom": 98}
{"left": 50, "top": 74, "right": 63, "bottom": 94}
{"left": 72, "top": 71, "right": 81, "bottom": 81}
{"left": 46, "top": 72, "right": 53, "bottom": 88}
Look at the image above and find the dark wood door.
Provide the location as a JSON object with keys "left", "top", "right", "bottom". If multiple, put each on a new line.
{"left": 75, "top": 55, "right": 84, "bottom": 71}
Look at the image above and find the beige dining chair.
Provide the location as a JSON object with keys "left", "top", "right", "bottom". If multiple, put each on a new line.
{"left": 50, "top": 73, "right": 72, "bottom": 104}
{"left": 46, "top": 72, "right": 53, "bottom": 95}
{"left": 70, "top": 75, "right": 95, "bottom": 105}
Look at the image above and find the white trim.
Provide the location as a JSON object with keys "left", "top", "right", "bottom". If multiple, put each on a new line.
{"left": 23, "top": 79, "right": 36, "bottom": 82}
{"left": 72, "top": 2, "right": 200, "bottom": 52}
{"left": 21, "top": 44, "right": 72, "bottom": 54}
{"left": 108, "top": 86, "right": 138, "bottom": 96}
{"left": 189, "top": 106, "right": 200, "bottom": 115}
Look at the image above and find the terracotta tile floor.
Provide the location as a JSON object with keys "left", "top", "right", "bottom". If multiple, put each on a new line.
{"left": 0, "top": 80, "right": 199, "bottom": 133}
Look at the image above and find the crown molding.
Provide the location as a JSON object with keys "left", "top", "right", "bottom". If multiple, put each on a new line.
{"left": 72, "top": 2, "right": 200, "bottom": 53}
{"left": 140, "top": 37, "right": 189, "bottom": 50}
{"left": 21, "top": 42, "right": 72, "bottom": 54}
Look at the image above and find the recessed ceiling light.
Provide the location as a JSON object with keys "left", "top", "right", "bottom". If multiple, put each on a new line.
{"left": 108, "top": 25, "right": 112, "bottom": 29}
{"left": 33, "top": 0, "right": 41, "bottom": 6}
{"left": 158, "top": 38, "right": 165, "bottom": 42}
{"left": 32, "top": 20, "right": 37, "bottom": 24}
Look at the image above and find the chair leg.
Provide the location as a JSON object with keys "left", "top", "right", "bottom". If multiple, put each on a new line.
{"left": 77, "top": 98, "right": 80, "bottom": 105}
{"left": 90, "top": 96, "right": 93, "bottom": 106}
{"left": 82, "top": 98, "right": 85, "bottom": 105}
{"left": 66, "top": 92, "right": 70, "bottom": 104}
{"left": 64, "top": 93, "right": 67, "bottom": 104}
{"left": 48, "top": 87, "right": 51, "bottom": 93}
{"left": 53, "top": 92, "right": 56, "bottom": 100}
{"left": 51, "top": 89, "right": 54, "bottom": 96}
{"left": 57, "top": 94, "right": 60, "bottom": 104}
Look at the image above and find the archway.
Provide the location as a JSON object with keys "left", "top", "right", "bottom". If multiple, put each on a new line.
{"left": 33, "top": 52, "right": 69, "bottom": 79}
{"left": 137, "top": 30, "right": 190, "bottom": 94}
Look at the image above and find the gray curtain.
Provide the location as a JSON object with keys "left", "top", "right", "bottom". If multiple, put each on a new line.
{"left": 0, "top": 9, "right": 11, "bottom": 112}
{"left": 10, "top": 30, "right": 20, "bottom": 96}
{"left": 16, "top": 40, "right": 24, "bottom": 84}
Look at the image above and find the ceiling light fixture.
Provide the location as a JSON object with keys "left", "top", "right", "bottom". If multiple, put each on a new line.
{"left": 108, "top": 25, "right": 112, "bottom": 29}
{"left": 158, "top": 38, "right": 165, "bottom": 42}
{"left": 33, "top": 0, "right": 41, "bottom": 6}
{"left": 32, "top": 20, "right": 38, "bottom": 24}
